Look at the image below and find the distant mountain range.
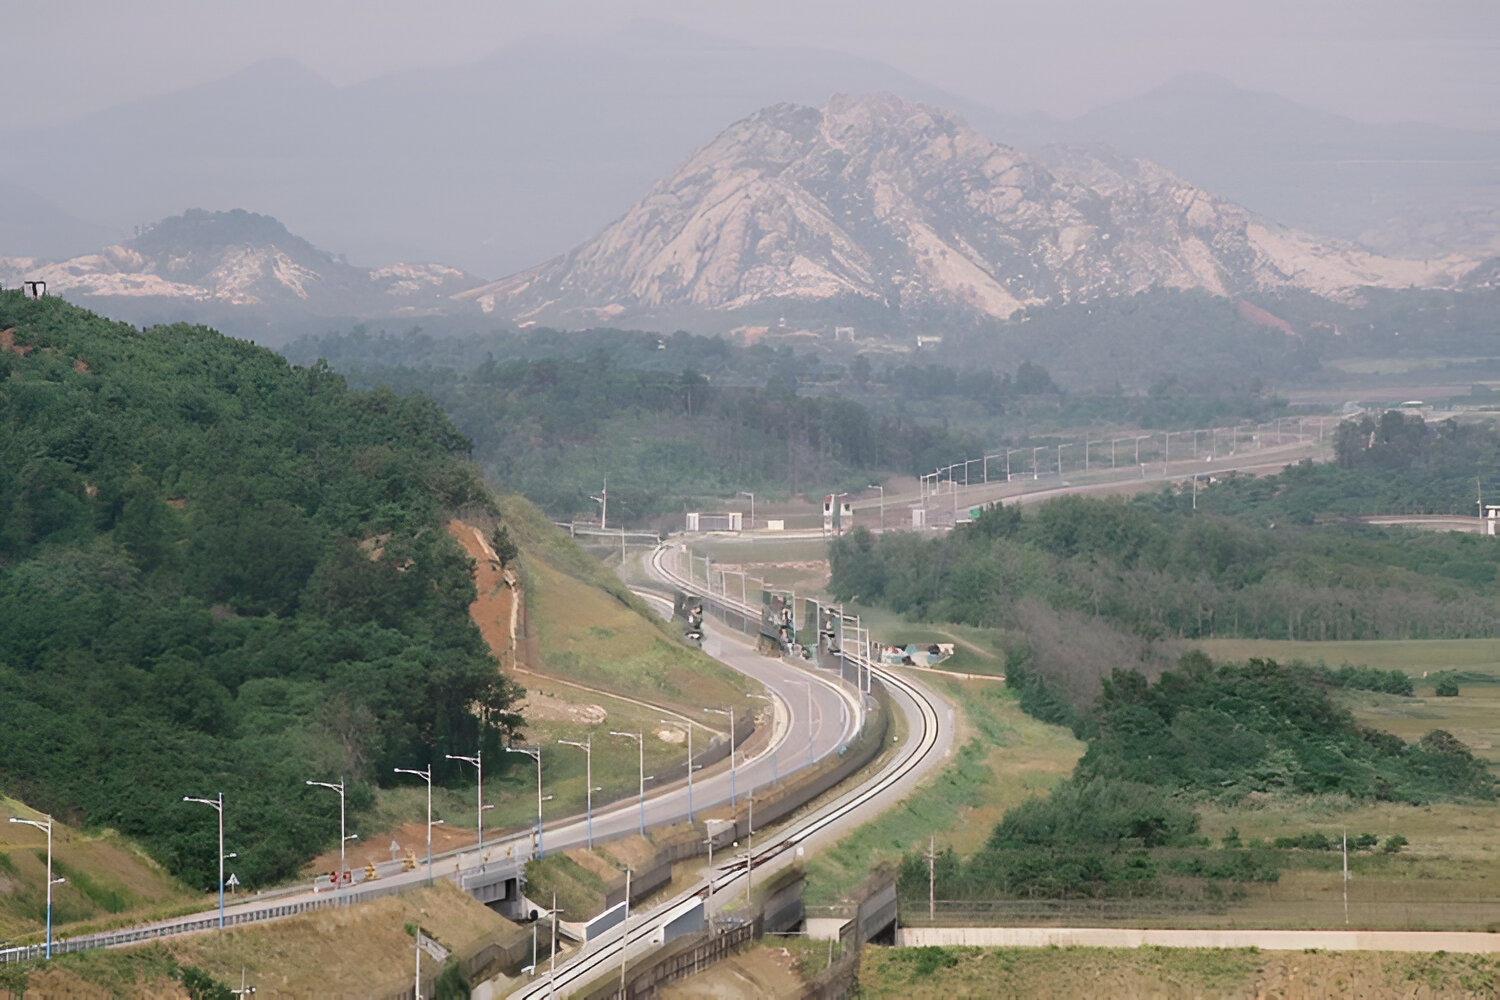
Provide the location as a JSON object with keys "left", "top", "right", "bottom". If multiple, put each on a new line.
{"left": 461, "top": 95, "right": 1475, "bottom": 330}
{"left": 4, "top": 94, "right": 1485, "bottom": 341}
{"left": 0, "top": 209, "right": 481, "bottom": 336}
{"left": 2, "top": 21, "right": 1497, "bottom": 275}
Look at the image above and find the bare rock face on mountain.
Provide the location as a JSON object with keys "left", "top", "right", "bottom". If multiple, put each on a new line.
{"left": 462, "top": 94, "right": 1474, "bottom": 329}
{"left": 0, "top": 209, "right": 479, "bottom": 316}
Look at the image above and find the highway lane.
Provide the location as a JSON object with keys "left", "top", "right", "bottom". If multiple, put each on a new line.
{"left": 534, "top": 597, "right": 861, "bottom": 850}
{"left": 843, "top": 440, "right": 1328, "bottom": 525}
{"left": 503, "top": 598, "right": 953, "bottom": 1000}
{"left": 2, "top": 547, "right": 863, "bottom": 964}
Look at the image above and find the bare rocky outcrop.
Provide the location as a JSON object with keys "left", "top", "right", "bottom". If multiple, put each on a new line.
{"left": 0, "top": 208, "right": 481, "bottom": 317}
{"left": 460, "top": 94, "right": 1477, "bottom": 328}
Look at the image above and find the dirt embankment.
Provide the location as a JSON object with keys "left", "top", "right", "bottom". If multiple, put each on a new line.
{"left": 447, "top": 519, "right": 520, "bottom": 671}
{"left": 305, "top": 521, "right": 521, "bottom": 872}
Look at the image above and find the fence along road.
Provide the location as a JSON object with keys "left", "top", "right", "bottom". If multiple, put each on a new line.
{"left": 0, "top": 545, "right": 871, "bottom": 968}
{"left": 500, "top": 543, "right": 951, "bottom": 999}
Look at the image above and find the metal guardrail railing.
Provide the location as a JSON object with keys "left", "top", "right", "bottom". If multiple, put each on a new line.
{"left": 0, "top": 852, "right": 532, "bottom": 964}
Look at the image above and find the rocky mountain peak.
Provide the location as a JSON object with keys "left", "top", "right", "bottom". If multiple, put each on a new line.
{"left": 0, "top": 209, "right": 479, "bottom": 321}
{"left": 463, "top": 93, "right": 1472, "bottom": 331}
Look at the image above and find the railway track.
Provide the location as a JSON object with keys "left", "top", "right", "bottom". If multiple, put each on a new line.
{"left": 507, "top": 543, "right": 946, "bottom": 998}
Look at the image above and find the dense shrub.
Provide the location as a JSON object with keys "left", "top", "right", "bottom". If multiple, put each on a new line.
{"left": 0, "top": 293, "right": 524, "bottom": 889}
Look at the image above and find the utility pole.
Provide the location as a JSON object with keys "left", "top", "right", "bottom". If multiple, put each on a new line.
{"left": 592, "top": 477, "right": 608, "bottom": 530}
{"left": 925, "top": 835, "right": 937, "bottom": 921}
{"left": 558, "top": 736, "right": 594, "bottom": 848}
{"left": 550, "top": 891, "right": 561, "bottom": 986}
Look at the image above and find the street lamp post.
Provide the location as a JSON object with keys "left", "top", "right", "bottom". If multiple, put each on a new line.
{"left": 1056, "top": 443, "right": 1070, "bottom": 477}
{"left": 182, "top": 792, "right": 226, "bottom": 929}
{"left": 610, "top": 731, "right": 646, "bottom": 836}
{"left": 1032, "top": 446, "right": 1044, "bottom": 480}
{"left": 867, "top": 484, "right": 884, "bottom": 531}
{"left": 445, "top": 751, "right": 484, "bottom": 849}
{"left": 393, "top": 765, "right": 434, "bottom": 884}
{"left": 737, "top": 491, "right": 755, "bottom": 530}
{"left": 9, "top": 814, "right": 61, "bottom": 958}
{"left": 702, "top": 706, "right": 736, "bottom": 807}
{"left": 506, "top": 745, "right": 544, "bottom": 858}
{"left": 305, "top": 778, "right": 347, "bottom": 903}
{"left": 557, "top": 736, "right": 594, "bottom": 848}
{"left": 660, "top": 719, "right": 697, "bottom": 823}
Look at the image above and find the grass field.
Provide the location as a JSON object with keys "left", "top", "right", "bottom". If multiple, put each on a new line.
{"left": 526, "top": 556, "right": 756, "bottom": 711}
{"left": 1194, "top": 636, "right": 1500, "bottom": 769}
{"left": 803, "top": 675, "right": 1081, "bottom": 908}
{"left": 0, "top": 798, "right": 197, "bottom": 947}
{"left": 849, "top": 605, "right": 1012, "bottom": 678}
{"left": 18, "top": 881, "right": 521, "bottom": 998}
{"left": 681, "top": 537, "right": 833, "bottom": 596}
{"left": 1193, "top": 637, "right": 1500, "bottom": 675}
{"left": 860, "top": 944, "right": 1500, "bottom": 999}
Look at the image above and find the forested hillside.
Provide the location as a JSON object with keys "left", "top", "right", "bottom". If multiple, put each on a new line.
{"left": 284, "top": 319, "right": 1289, "bottom": 520}
{"left": 832, "top": 490, "right": 1500, "bottom": 650}
{"left": 0, "top": 291, "right": 522, "bottom": 891}
{"left": 1180, "top": 412, "right": 1500, "bottom": 521}
{"left": 906, "top": 653, "right": 1492, "bottom": 902}
{"left": 285, "top": 344, "right": 989, "bottom": 517}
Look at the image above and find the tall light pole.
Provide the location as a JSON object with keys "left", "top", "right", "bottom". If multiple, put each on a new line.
{"left": 445, "top": 750, "right": 483, "bottom": 849}
{"left": 506, "top": 745, "right": 544, "bottom": 858}
{"left": 1032, "top": 446, "right": 1045, "bottom": 480}
{"left": 9, "top": 814, "right": 60, "bottom": 958}
{"left": 182, "top": 792, "right": 226, "bottom": 929}
{"left": 557, "top": 736, "right": 594, "bottom": 848}
{"left": 661, "top": 719, "right": 697, "bottom": 823}
{"left": 393, "top": 765, "right": 433, "bottom": 884}
{"left": 702, "top": 707, "right": 736, "bottom": 807}
{"left": 305, "top": 778, "right": 347, "bottom": 902}
{"left": 1056, "top": 443, "right": 1070, "bottom": 478}
{"left": 867, "top": 484, "right": 884, "bottom": 531}
{"left": 610, "top": 731, "right": 647, "bottom": 836}
{"left": 737, "top": 491, "right": 755, "bottom": 529}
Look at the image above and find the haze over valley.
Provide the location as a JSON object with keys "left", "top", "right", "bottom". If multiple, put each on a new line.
{"left": 7, "top": 6, "right": 1500, "bottom": 996}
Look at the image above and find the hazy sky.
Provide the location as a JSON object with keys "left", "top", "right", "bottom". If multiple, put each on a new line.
{"left": 7, "top": 0, "right": 1499, "bottom": 131}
